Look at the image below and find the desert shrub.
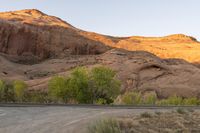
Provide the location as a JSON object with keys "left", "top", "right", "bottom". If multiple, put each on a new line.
{"left": 0, "top": 81, "right": 15, "bottom": 102}
{"left": 176, "top": 108, "right": 186, "bottom": 114}
{"left": 175, "top": 129, "right": 184, "bottom": 133}
{"left": 156, "top": 99, "right": 169, "bottom": 105}
{"left": 121, "top": 92, "right": 142, "bottom": 105}
{"left": 140, "top": 112, "right": 152, "bottom": 118}
{"left": 48, "top": 76, "right": 69, "bottom": 102}
{"left": 143, "top": 93, "right": 157, "bottom": 105}
{"left": 167, "top": 95, "right": 183, "bottom": 105}
{"left": 186, "top": 108, "right": 194, "bottom": 113}
{"left": 95, "top": 98, "right": 107, "bottom": 105}
{"left": 183, "top": 97, "right": 200, "bottom": 105}
{"left": 1, "top": 80, "right": 49, "bottom": 103}
{"left": 26, "top": 91, "right": 50, "bottom": 103}
{"left": 156, "top": 95, "right": 183, "bottom": 105}
{"left": 0, "top": 80, "right": 5, "bottom": 101}
{"left": 155, "top": 111, "right": 162, "bottom": 115}
{"left": 90, "top": 66, "right": 121, "bottom": 104}
{"left": 120, "top": 91, "right": 200, "bottom": 106}
{"left": 88, "top": 119, "right": 121, "bottom": 133}
{"left": 156, "top": 96, "right": 200, "bottom": 106}
{"left": 13, "top": 80, "right": 27, "bottom": 102}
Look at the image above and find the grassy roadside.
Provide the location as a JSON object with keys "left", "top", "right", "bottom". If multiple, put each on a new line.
{"left": 119, "top": 91, "right": 200, "bottom": 106}
{"left": 88, "top": 108, "right": 200, "bottom": 133}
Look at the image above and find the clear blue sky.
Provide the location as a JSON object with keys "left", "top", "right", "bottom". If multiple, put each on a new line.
{"left": 0, "top": 0, "right": 199, "bottom": 40}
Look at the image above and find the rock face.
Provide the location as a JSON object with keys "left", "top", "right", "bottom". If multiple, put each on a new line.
{"left": 0, "top": 9, "right": 110, "bottom": 63}
{"left": 100, "top": 49, "right": 200, "bottom": 98}
{"left": 1, "top": 49, "right": 200, "bottom": 98}
{"left": 0, "top": 9, "right": 200, "bottom": 63}
{"left": 114, "top": 34, "right": 200, "bottom": 63}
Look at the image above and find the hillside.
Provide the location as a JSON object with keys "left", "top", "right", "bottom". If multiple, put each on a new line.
{"left": 0, "top": 9, "right": 110, "bottom": 64}
{"left": 0, "top": 9, "right": 200, "bottom": 63}
{"left": 1, "top": 9, "right": 200, "bottom": 98}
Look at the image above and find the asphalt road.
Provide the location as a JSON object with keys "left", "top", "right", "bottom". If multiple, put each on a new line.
{"left": 0, "top": 105, "right": 198, "bottom": 133}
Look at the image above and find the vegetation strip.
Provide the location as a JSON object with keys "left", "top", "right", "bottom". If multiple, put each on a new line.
{"left": 88, "top": 108, "right": 200, "bottom": 133}
{"left": 1, "top": 66, "right": 200, "bottom": 106}
{"left": 1, "top": 103, "right": 200, "bottom": 109}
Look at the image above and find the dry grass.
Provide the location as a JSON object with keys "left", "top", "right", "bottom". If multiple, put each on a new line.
{"left": 117, "top": 110, "right": 200, "bottom": 133}
{"left": 88, "top": 110, "right": 200, "bottom": 133}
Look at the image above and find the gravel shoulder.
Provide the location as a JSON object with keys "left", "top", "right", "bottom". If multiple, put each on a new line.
{"left": 0, "top": 106, "right": 180, "bottom": 133}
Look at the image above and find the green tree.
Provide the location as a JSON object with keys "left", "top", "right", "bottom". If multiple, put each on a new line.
{"left": 48, "top": 66, "right": 121, "bottom": 104}
{"left": 68, "top": 67, "right": 91, "bottom": 103}
{"left": 13, "top": 80, "right": 27, "bottom": 102}
{"left": 48, "top": 76, "right": 69, "bottom": 102}
{"left": 1, "top": 81, "right": 15, "bottom": 102}
{"left": 90, "top": 66, "right": 120, "bottom": 104}
{"left": 0, "top": 80, "right": 5, "bottom": 101}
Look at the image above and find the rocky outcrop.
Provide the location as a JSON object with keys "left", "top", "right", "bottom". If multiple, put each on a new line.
{"left": 100, "top": 49, "right": 200, "bottom": 98}
{"left": 0, "top": 9, "right": 200, "bottom": 64}
{"left": 0, "top": 9, "right": 110, "bottom": 64}
{"left": 1, "top": 48, "right": 200, "bottom": 98}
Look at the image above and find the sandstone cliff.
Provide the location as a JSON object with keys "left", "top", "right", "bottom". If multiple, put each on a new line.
{"left": 0, "top": 9, "right": 110, "bottom": 64}
{"left": 0, "top": 9, "right": 200, "bottom": 63}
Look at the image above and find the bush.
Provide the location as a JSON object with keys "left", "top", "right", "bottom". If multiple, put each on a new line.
{"left": 183, "top": 97, "right": 200, "bottom": 105}
{"left": 140, "top": 112, "right": 152, "bottom": 118}
{"left": 1, "top": 80, "right": 48, "bottom": 103}
{"left": 156, "top": 99, "right": 169, "bottom": 105}
{"left": 120, "top": 91, "right": 200, "bottom": 106}
{"left": 176, "top": 108, "right": 186, "bottom": 114}
{"left": 0, "top": 80, "right": 5, "bottom": 101}
{"left": 90, "top": 66, "right": 121, "bottom": 104}
{"left": 155, "top": 111, "right": 162, "bottom": 115}
{"left": 167, "top": 95, "right": 183, "bottom": 105}
{"left": 68, "top": 67, "right": 91, "bottom": 103}
{"left": 88, "top": 119, "right": 121, "bottom": 133}
{"left": 13, "top": 80, "right": 27, "bottom": 102}
{"left": 48, "top": 66, "right": 121, "bottom": 104}
{"left": 48, "top": 76, "right": 69, "bottom": 102}
{"left": 156, "top": 95, "right": 183, "bottom": 106}
{"left": 143, "top": 93, "right": 157, "bottom": 105}
{"left": 95, "top": 98, "right": 107, "bottom": 105}
{"left": 25, "top": 91, "right": 50, "bottom": 103}
{"left": 121, "top": 92, "right": 142, "bottom": 105}
{"left": 0, "top": 81, "right": 15, "bottom": 102}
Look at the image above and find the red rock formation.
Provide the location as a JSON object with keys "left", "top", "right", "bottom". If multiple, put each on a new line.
{"left": 0, "top": 9, "right": 110, "bottom": 63}
{"left": 1, "top": 9, "right": 200, "bottom": 98}
{"left": 0, "top": 9, "right": 200, "bottom": 64}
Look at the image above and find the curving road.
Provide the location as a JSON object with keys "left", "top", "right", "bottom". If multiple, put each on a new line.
{"left": 0, "top": 105, "right": 199, "bottom": 133}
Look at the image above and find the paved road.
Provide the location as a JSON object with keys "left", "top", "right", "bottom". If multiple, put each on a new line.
{"left": 0, "top": 105, "right": 198, "bottom": 133}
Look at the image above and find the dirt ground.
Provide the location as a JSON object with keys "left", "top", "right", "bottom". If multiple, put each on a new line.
{"left": 118, "top": 109, "right": 200, "bottom": 133}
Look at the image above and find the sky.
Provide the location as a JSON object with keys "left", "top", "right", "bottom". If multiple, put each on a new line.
{"left": 0, "top": 0, "right": 199, "bottom": 40}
